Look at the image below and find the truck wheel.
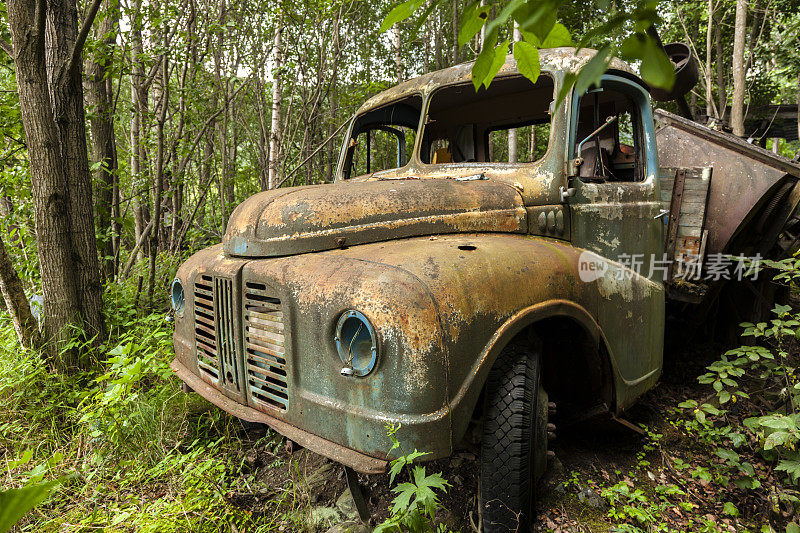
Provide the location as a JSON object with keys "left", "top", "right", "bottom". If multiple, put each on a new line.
{"left": 480, "top": 341, "right": 548, "bottom": 532}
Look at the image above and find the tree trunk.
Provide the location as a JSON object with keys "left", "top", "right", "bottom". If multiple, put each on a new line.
{"left": 0, "top": 233, "right": 40, "bottom": 350}
{"left": 434, "top": 8, "right": 443, "bottom": 70}
{"left": 508, "top": 25, "right": 521, "bottom": 162}
{"left": 714, "top": 13, "right": 726, "bottom": 122}
{"left": 268, "top": 14, "right": 283, "bottom": 189}
{"left": 45, "top": 0, "right": 105, "bottom": 342}
{"left": 85, "top": 0, "right": 119, "bottom": 280}
{"left": 0, "top": 233, "right": 40, "bottom": 349}
{"left": 731, "top": 0, "right": 747, "bottom": 136}
{"left": 393, "top": 24, "right": 402, "bottom": 83}
{"left": 148, "top": 27, "right": 168, "bottom": 307}
{"left": 706, "top": 0, "right": 715, "bottom": 119}
{"left": 130, "top": 0, "right": 147, "bottom": 262}
{"left": 7, "top": 0, "right": 87, "bottom": 366}
{"left": 452, "top": 0, "right": 458, "bottom": 65}
{"left": 424, "top": 18, "right": 430, "bottom": 74}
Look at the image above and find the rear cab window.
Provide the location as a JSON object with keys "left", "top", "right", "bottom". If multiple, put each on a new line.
{"left": 421, "top": 75, "right": 554, "bottom": 165}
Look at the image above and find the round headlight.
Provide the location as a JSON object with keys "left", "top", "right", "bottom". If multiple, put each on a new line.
{"left": 335, "top": 310, "right": 378, "bottom": 377}
{"left": 171, "top": 278, "right": 185, "bottom": 316}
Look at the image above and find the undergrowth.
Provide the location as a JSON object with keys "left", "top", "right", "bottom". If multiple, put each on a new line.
{"left": 0, "top": 253, "right": 315, "bottom": 532}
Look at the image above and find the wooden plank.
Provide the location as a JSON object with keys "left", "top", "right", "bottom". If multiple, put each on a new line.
{"left": 245, "top": 308, "right": 283, "bottom": 322}
{"left": 247, "top": 338, "right": 285, "bottom": 357}
{"left": 660, "top": 178, "right": 709, "bottom": 190}
{"left": 677, "top": 211, "right": 705, "bottom": 228}
{"left": 246, "top": 315, "right": 284, "bottom": 333}
{"left": 665, "top": 168, "right": 686, "bottom": 280}
{"left": 676, "top": 225, "right": 703, "bottom": 238}
{"left": 247, "top": 328, "right": 285, "bottom": 347}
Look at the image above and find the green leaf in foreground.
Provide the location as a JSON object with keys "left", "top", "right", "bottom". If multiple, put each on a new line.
{"left": 483, "top": 39, "right": 511, "bottom": 89}
{"left": 513, "top": 40, "right": 540, "bottom": 84}
{"left": 458, "top": 2, "right": 490, "bottom": 47}
{"left": 0, "top": 480, "right": 60, "bottom": 533}
{"left": 554, "top": 45, "right": 611, "bottom": 110}
{"left": 380, "top": 0, "right": 424, "bottom": 33}
{"left": 619, "top": 34, "right": 675, "bottom": 90}
{"left": 540, "top": 22, "right": 573, "bottom": 48}
{"left": 514, "top": 0, "right": 557, "bottom": 44}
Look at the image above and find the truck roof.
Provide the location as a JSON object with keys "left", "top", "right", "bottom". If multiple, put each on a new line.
{"left": 358, "top": 46, "right": 638, "bottom": 114}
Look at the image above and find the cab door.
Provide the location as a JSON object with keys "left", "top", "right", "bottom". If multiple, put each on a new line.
{"left": 566, "top": 74, "right": 664, "bottom": 402}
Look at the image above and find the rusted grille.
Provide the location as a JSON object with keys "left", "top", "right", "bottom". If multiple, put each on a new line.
{"left": 193, "top": 275, "right": 219, "bottom": 382}
{"left": 243, "top": 282, "right": 288, "bottom": 410}
{"left": 215, "top": 277, "right": 240, "bottom": 391}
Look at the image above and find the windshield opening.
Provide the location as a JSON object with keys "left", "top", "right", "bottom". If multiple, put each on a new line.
{"left": 422, "top": 74, "right": 554, "bottom": 164}
{"left": 341, "top": 94, "right": 422, "bottom": 180}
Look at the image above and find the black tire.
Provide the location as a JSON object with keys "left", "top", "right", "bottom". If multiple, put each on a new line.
{"left": 480, "top": 341, "right": 548, "bottom": 533}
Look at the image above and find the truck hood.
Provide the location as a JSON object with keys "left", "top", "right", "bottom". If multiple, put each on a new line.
{"left": 223, "top": 179, "right": 528, "bottom": 257}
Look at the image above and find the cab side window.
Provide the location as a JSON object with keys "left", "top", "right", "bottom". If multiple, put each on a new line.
{"left": 574, "top": 87, "right": 644, "bottom": 182}
{"left": 342, "top": 95, "right": 422, "bottom": 180}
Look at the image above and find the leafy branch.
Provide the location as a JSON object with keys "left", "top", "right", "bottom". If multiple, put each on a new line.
{"left": 381, "top": 0, "right": 675, "bottom": 106}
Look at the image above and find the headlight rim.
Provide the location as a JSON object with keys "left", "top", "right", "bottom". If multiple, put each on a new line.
{"left": 334, "top": 309, "right": 379, "bottom": 377}
{"left": 171, "top": 278, "right": 185, "bottom": 317}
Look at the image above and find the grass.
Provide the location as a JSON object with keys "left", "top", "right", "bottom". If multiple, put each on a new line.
{"left": 0, "top": 258, "right": 320, "bottom": 532}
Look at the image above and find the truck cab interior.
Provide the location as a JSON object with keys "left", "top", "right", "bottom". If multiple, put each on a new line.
{"left": 572, "top": 83, "right": 647, "bottom": 182}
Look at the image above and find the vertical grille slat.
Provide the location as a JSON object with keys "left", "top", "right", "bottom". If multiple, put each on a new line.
{"left": 193, "top": 274, "right": 240, "bottom": 390}
{"left": 244, "top": 282, "right": 288, "bottom": 411}
{"left": 215, "top": 276, "right": 240, "bottom": 391}
{"left": 194, "top": 275, "right": 219, "bottom": 382}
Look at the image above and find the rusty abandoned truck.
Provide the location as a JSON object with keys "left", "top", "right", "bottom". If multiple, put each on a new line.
{"left": 170, "top": 47, "right": 800, "bottom": 531}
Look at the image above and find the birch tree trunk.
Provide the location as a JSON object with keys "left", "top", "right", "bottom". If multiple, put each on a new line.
{"left": 268, "top": 14, "right": 283, "bottom": 189}
{"left": 148, "top": 27, "right": 168, "bottom": 307}
{"left": 130, "top": 0, "right": 147, "bottom": 260}
{"left": 393, "top": 25, "right": 402, "bottom": 83}
{"left": 731, "top": 0, "right": 748, "bottom": 136}
{"left": 508, "top": 24, "right": 521, "bottom": 162}
{"left": 452, "top": 0, "right": 458, "bottom": 65}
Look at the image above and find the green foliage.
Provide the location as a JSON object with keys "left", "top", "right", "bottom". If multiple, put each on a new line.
{"left": 0, "top": 273, "right": 310, "bottom": 531}
{"left": 375, "top": 422, "right": 452, "bottom": 533}
{"left": 78, "top": 312, "right": 174, "bottom": 450}
{"left": 602, "top": 480, "right": 687, "bottom": 532}
{"left": 670, "top": 252, "right": 800, "bottom": 530}
{"left": 0, "top": 480, "right": 60, "bottom": 533}
{"left": 381, "top": 0, "right": 673, "bottom": 103}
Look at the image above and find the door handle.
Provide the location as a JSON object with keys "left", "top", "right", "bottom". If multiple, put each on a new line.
{"left": 654, "top": 209, "right": 670, "bottom": 220}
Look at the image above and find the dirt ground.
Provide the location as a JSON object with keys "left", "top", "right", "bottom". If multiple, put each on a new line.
{"left": 225, "top": 331, "right": 760, "bottom": 532}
